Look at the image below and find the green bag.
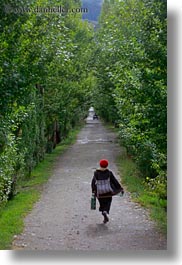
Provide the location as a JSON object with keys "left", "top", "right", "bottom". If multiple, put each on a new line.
{"left": 91, "top": 193, "right": 96, "bottom": 210}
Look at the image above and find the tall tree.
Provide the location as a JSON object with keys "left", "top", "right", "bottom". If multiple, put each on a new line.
{"left": 0, "top": 0, "right": 94, "bottom": 204}
{"left": 92, "top": 0, "right": 167, "bottom": 198}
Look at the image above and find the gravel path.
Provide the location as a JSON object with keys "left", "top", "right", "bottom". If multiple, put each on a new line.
{"left": 13, "top": 120, "right": 167, "bottom": 250}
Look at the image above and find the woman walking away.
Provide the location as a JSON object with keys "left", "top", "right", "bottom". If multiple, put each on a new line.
{"left": 91, "top": 159, "right": 124, "bottom": 224}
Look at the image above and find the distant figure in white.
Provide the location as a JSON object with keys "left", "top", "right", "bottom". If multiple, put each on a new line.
{"left": 87, "top": 106, "right": 95, "bottom": 121}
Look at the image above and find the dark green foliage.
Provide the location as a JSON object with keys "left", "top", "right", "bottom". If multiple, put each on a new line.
{"left": 92, "top": 0, "right": 167, "bottom": 199}
{"left": 0, "top": 0, "right": 167, "bottom": 205}
{"left": 0, "top": 0, "right": 94, "bottom": 204}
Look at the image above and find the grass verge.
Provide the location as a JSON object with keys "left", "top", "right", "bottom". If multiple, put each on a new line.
{"left": 117, "top": 153, "right": 167, "bottom": 234}
{"left": 104, "top": 122, "right": 167, "bottom": 234}
{"left": 0, "top": 126, "right": 81, "bottom": 250}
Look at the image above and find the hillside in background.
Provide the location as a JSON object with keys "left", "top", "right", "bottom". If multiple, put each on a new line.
{"left": 81, "top": 0, "right": 103, "bottom": 22}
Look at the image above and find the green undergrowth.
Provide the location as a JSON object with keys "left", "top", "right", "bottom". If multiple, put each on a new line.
{"left": 105, "top": 123, "right": 167, "bottom": 234}
{"left": 0, "top": 126, "right": 81, "bottom": 249}
{"left": 117, "top": 154, "right": 167, "bottom": 234}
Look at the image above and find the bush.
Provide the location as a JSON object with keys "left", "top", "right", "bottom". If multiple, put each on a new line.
{"left": 0, "top": 132, "right": 17, "bottom": 203}
{"left": 146, "top": 174, "right": 167, "bottom": 201}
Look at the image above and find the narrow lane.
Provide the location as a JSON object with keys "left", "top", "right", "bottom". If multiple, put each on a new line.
{"left": 13, "top": 120, "right": 167, "bottom": 250}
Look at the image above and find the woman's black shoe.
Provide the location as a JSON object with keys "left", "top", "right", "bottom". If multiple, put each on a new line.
{"left": 102, "top": 211, "right": 109, "bottom": 223}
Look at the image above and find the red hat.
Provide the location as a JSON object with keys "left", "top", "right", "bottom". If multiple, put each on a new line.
{"left": 100, "top": 159, "right": 109, "bottom": 168}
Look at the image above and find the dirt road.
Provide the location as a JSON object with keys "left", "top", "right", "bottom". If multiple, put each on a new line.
{"left": 13, "top": 120, "right": 167, "bottom": 250}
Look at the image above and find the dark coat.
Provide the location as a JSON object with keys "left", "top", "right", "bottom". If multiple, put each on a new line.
{"left": 91, "top": 169, "right": 123, "bottom": 198}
